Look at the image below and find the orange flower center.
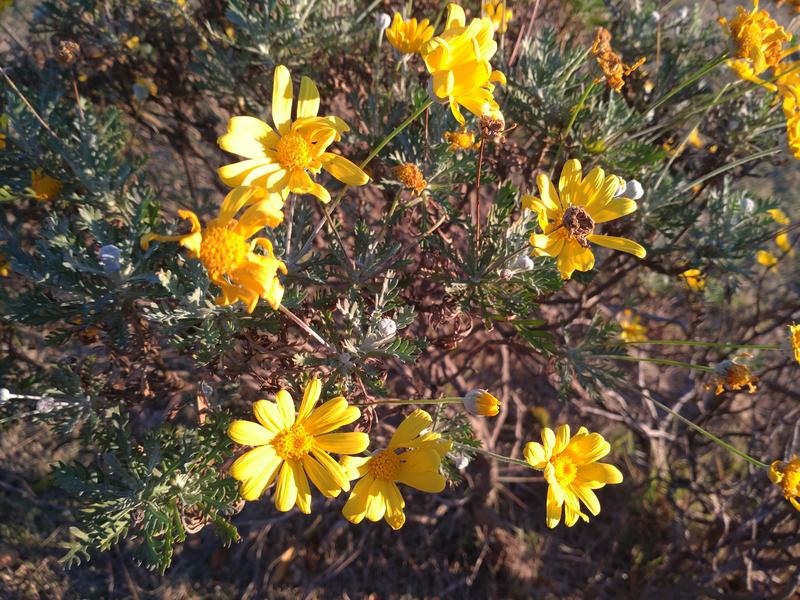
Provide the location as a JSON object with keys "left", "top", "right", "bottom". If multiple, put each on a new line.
{"left": 551, "top": 455, "right": 578, "bottom": 487}
{"left": 199, "top": 224, "right": 249, "bottom": 277}
{"left": 271, "top": 423, "right": 314, "bottom": 461}
{"left": 368, "top": 449, "right": 401, "bottom": 481}
{"left": 276, "top": 132, "right": 311, "bottom": 171}
{"left": 393, "top": 163, "right": 427, "bottom": 193}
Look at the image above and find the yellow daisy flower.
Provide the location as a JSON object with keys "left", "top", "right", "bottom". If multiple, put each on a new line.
{"left": 217, "top": 65, "right": 369, "bottom": 203}
{"left": 524, "top": 424, "right": 623, "bottom": 528}
{"left": 228, "top": 378, "right": 370, "bottom": 512}
{"left": 30, "top": 168, "right": 63, "bottom": 201}
{"left": 340, "top": 409, "right": 451, "bottom": 530}
{"left": 617, "top": 309, "right": 648, "bottom": 342}
{"left": 444, "top": 129, "right": 476, "bottom": 152}
{"left": 681, "top": 268, "right": 705, "bottom": 291}
{"left": 719, "top": 1, "right": 795, "bottom": 79}
{"left": 483, "top": 0, "right": 512, "bottom": 33}
{"left": 768, "top": 208, "right": 790, "bottom": 225}
{"left": 756, "top": 249, "right": 778, "bottom": 267}
{"left": 522, "top": 159, "right": 646, "bottom": 280}
{"left": 789, "top": 323, "right": 800, "bottom": 363}
{"left": 420, "top": 3, "right": 506, "bottom": 126}
{"left": 141, "top": 186, "right": 287, "bottom": 313}
{"left": 463, "top": 389, "right": 501, "bottom": 416}
{"left": 769, "top": 456, "right": 800, "bottom": 512}
{"left": 386, "top": 13, "right": 434, "bottom": 54}
{"left": 712, "top": 360, "right": 758, "bottom": 395}
{"left": 0, "top": 254, "right": 10, "bottom": 277}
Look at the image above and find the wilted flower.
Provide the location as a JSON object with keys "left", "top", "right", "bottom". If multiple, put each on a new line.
{"left": 463, "top": 389, "right": 500, "bottom": 416}
{"left": 228, "top": 378, "right": 369, "bottom": 511}
{"left": 393, "top": 163, "right": 427, "bottom": 193}
{"left": 340, "top": 409, "right": 451, "bottom": 529}
{"left": 141, "top": 186, "right": 286, "bottom": 313}
{"left": 591, "top": 27, "right": 645, "bottom": 92}
{"left": 218, "top": 65, "right": 369, "bottom": 203}
{"left": 385, "top": 13, "right": 434, "bottom": 54}
{"left": 420, "top": 3, "right": 506, "bottom": 125}
{"left": 30, "top": 169, "right": 62, "bottom": 201}
{"left": 769, "top": 457, "right": 800, "bottom": 511}
{"left": 444, "top": 129, "right": 477, "bottom": 152}
{"left": 719, "top": 1, "right": 793, "bottom": 79}
{"left": 789, "top": 323, "right": 800, "bottom": 363}
{"left": 524, "top": 425, "right": 623, "bottom": 528}
{"left": 522, "top": 159, "right": 646, "bottom": 280}
{"left": 712, "top": 359, "right": 758, "bottom": 395}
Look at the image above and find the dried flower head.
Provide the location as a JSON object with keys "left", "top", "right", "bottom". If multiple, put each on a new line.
{"left": 54, "top": 39, "right": 80, "bottom": 65}
{"left": 719, "top": 1, "right": 793, "bottom": 77}
{"left": 591, "top": 27, "right": 645, "bottom": 92}
{"left": 789, "top": 323, "right": 800, "bottom": 363}
{"left": 393, "top": 163, "right": 427, "bottom": 193}
{"left": 444, "top": 129, "right": 476, "bottom": 152}
{"left": 712, "top": 360, "right": 758, "bottom": 395}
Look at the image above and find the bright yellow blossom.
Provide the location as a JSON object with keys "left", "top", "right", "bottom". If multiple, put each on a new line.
{"left": 769, "top": 456, "right": 800, "bottom": 512}
{"left": 141, "top": 186, "right": 286, "bottom": 313}
{"left": 719, "top": 1, "right": 795, "bottom": 80}
{"left": 524, "top": 424, "right": 623, "bottom": 528}
{"left": 687, "top": 128, "right": 704, "bottom": 149}
{"left": 768, "top": 208, "right": 790, "bottom": 225}
{"left": 789, "top": 323, "right": 800, "bottom": 363}
{"left": 218, "top": 65, "right": 369, "bottom": 203}
{"left": 756, "top": 249, "right": 778, "bottom": 267}
{"left": 444, "top": 129, "right": 477, "bottom": 152}
{"left": 464, "top": 389, "right": 500, "bottom": 416}
{"left": 228, "top": 378, "right": 369, "bottom": 512}
{"left": 386, "top": 13, "right": 434, "bottom": 54}
{"left": 617, "top": 309, "right": 648, "bottom": 342}
{"left": 483, "top": 0, "right": 512, "bottom": 33}
{"left": 0, "top": 114, "right": 7, "bottom": 151}
{"left": 340, "top": 409, "right": 451, "bottom": 530}
{"left": 420, "top": 3, "right": 506, "bottom": 126}
{"left": 712, "top": 360, "right": 758, "bottom": 395}
{"left": 30, "top": 169, "right": 62, "bottom": 201}
{"left": 681, "top": 268, "right": 705, "bottom": 291}
{"left": 0, "top": 254, "right": 9, "bottom": 277}
{"left": 522, "top": 159, "right": 646, "bottom": 280}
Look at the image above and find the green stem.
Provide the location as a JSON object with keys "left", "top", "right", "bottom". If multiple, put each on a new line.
{"left": 648, "top": 397, "right": 769, "bottom": 470}
{"left": 452, "top": 442, "right": 531, "bottom": 468}
{"left": 354, "top": 397, "right": 464, "bottom": 407}
{"left": 624, "top": 339, "right": 780, "bottom": 350}
{"left": 596, "top": 354, "right": 717, "bottom": 373}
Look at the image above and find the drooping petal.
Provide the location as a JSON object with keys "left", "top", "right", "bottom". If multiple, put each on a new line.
{"left": 341, "top": 473, "right": 375, "bottom": 524}
{"left": 383, "top": 482, "right": 407, "bottom": 530}
{"left": 234, "top": 195, "right": 285, "bottom": 238}
{"left": 546, "top": 484, "right": 563, "bottom": 528}
{"left": 306, "top": 182, "right": 331, "bottom": 204}
{"left": 587, "top": 234, "right": 647, "bottom": 258}
{"left": 310, "top": 447, "right": 351, "bottom": 492}
{"left": 524, "top": 442, "right": 547, "bottom": 469}
{"left": 303, "top": 454, "right": 343, "bottom": 498}
{"left": 297, "top": 76, "right": 320, "bottom": 119}
{"left": 314, "top": 432, "right": 370, "bottom": 455}
{"left": 273, "top": 460, "right": 298, "bottom": 512}
{"left": 339, "top": 455, "right": 372, "bottom": 481}
{"left": 289, "top": 460, "right": 312, "bottom": 514}
{"left": 228, "top": 420, "right": 273, "bottom": 446}
{"left": 571, "top": 484, "right": 601, "bottom": 516}
{"left": 272, "top": 65, "right": 293, "bottom": 135}
{"left": 321, "top": 153, "right": 369, "bottom": 186}
{"left": 364, "top": 478, "right": 387, "bottom": 522}
{"left": 297, "top": 378, "right": 321, "bottom": 423}
{"left": 389, "top": 408, "right": 432, "bottom": 448}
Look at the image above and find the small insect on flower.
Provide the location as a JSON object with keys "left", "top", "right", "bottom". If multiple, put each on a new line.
{"left": 444, "top": 129, "right": 477, "bottom": 152}
{"left": 522, "top": 159, "right": 646, "bottom": 280}
{"left": 227, "top": 378, "right": 369, "bottom": 513}
{"left": 463, "top": 389, "right": 501, "bottom": 417}
{"left": 141, "top": 186, "right": 287, "bottom": 313}
{"left": 218, "top": 65, "right": 369, "bottom": 203}
{"left": 524, "top": 424, "right": 623, "bottom": 528}
{"left": 420, "top": 3, "right": 506, "bottom": 125}
{"left": 617, "top": 309, "right": 648, "bottom": 343}
{"left": 393, "top": 163, "right": 427, "bottom": 193}
{"left": 591, "top": 27, "right": 645, "bottom": 92}
{"left": 769, "top": 456, "right": 800, "bottom": 512}
{"left": 386, "top": 13, "right": 434, "bottom": 54}
{"left": 681, "top": 268, "right": 705, "bottom": 292}
{"left": 340, "top": 409, "right": 451, "bottom": 530}
{"left": 789, "top": 323, "right": 800, "bottom": 363}
{"left": 483, "top": 0, "right": 513, "bottom": 34}
{"left": 711, "top": 359, "right": 758, "bottom": 395}
{"left": 30, "top": 168, "right": 62, "bottom": 201}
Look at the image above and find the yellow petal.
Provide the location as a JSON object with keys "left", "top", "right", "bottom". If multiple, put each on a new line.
{"left": 273, "top": 460, "right": 298, "bottom": 512}
{"left": 445, "top": 3, "right": 466, "bottom": 28}
{"left": 565, "top": 432, "right": 610, "bottom": 464}
{"left": 541, "top": 427, "right": 556, "bottom": 457}
{"left": 310, "top": 447, "right": 351, "bottom": 492}
{"left": 571, "top": 484, "right": 601, "bottom": 515}
{"left": 235, "top": 196, "right": 285, "bottom": 238}
{"left": 252, "top": 400, "right": 284, "bottom": 433}
{"left": 272, "top": 65, "right": 293, "bottom": 135}
{"left": 297, "top": 378, "right": 321, "bottom": 422}
{"left": 314, "top": 432, "right": 370, "bottom": 454}
{"left": 524, "top": 442, "right": 547, "bottom": 468}
{"left": 341, "top": 473, "right": 374, "bottom": 524}
{"left": 545, "top": 484, "right": 562, "bottom": 528}
{"left": 558, "top": 159, "right": 582, "bottom": 203}
{"left": 577, "top": 462, "right": 623, "bottom": 486}
{"left": 587, "top": 234, "right": 647, "bottom": 258}
{"left": 275, "top": 389, "right": 296, "bottom": 428}
{"left": 340, "top": 455, "right": 372, "bottom": 480}
{"left": 228, "top": 420, "right": 273, "bottom": 446}
{"left": 297, "top": 76, "right": 320, "bottom": 119}
{"left": 218, "top": 116, "right": 277, "bottom": 159}
{"left": 289, "top": 460, "right": 312, "bottom": 514}
{"left": 364, "top": 478, "right": 387, "bottom": 522}
{"left": 592, "top": 198, "right": 638, "bottom": 223}
{"left": 239, "top": 454, "right": 283, "bottom": 501}
{"left": 383, "top": 482, "right": 406, "bottom": 530}
{"left": 218, "top": 158, "right": 274, "bottom": 187}
{"left": 536, "top": 172, "right": 562, "bottom": 212}
{"left": 303, "top": 454, "right": 343, "bottom": 498}
{"left": 304, "top": 397, "right": 360, "bottom": 435}
{"left": 306, "top": 182, "right": 331, "bottom": 203}
{"left": 321, "top": 153, "right": 369, "bottom": 186}
{"left": 554, "top": 424, "right": 571, "bottom": 455}
{"left": 230, "top": 445, "right": 277, "bottom": 481}
{"left": 389, "top": 408, "right": 432, "bottom": 448}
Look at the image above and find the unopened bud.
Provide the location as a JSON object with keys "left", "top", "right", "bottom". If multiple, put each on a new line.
{"left": 463, "top": 389, "right": 500, "bottom": 417}
{"left": 376, "top": 12, "right": 391, "bottom": 33}
{"left": 624, "top": 180, "right": 644, "bottom": 200}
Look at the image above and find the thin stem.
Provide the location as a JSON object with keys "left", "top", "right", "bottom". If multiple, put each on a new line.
{"left": 278, "top": 305, "right": 332, "bottom": 351}
{"left": 624, "top": 339, "right": 780, "bottom": 350}
{"left": 293, "top": 98, "right": 434, "bottom": 266}
{"left": 452, "top": 441, "right": 531, "bottom": 468}
{"left": 474, "top": 137, "right": 486, "bottom": 244}
{"left": 648, "top": 397, "right": 769, "bottom": 470}
{"left": 353, "top": 397, "right": 464, "bottom": 407}
{"left": 596, "top": 354, "right": 717, "bottom": 373}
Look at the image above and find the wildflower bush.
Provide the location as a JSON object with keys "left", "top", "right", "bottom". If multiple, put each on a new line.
{"left": 1, "top": 0, "right": 800, "bottom": 596}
